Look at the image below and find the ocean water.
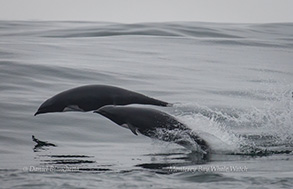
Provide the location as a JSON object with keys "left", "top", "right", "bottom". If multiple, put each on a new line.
{"left": 0, "top": 21, "right": 292, "bottom": 188}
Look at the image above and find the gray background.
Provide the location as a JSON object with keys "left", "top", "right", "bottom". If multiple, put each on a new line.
{"left": 0, "top": 0, "right": 292, "bottom": 23}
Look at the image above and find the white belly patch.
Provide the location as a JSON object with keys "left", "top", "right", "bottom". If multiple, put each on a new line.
{"left": 63, "top": 105, "right": 84, "bottom": 112}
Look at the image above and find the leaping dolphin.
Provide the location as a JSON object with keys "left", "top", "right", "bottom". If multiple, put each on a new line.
{"left": 95, "top": 105, "right": 210, "bottom": 155}
{"left": 35, "top": 85, "right": 171, "bottom": 116}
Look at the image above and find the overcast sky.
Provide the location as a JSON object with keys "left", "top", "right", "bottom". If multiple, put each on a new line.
{"left": 0, "top": 0, "right": 292, "bottom": 23}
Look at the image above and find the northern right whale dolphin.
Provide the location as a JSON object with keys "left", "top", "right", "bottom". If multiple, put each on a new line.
{"left": 95, "top": 105, "right": 210, "bottom": 155}
{"left": 35, "top": 85, "right": 171, "bottom": 116}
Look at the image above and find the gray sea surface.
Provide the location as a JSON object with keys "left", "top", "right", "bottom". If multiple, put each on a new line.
{"left": 0, "top": 21, "right": 293, "bottom": 188}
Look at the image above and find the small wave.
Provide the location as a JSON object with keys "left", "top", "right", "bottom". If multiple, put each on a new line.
{"left": 202, "top": 39, "right": 292, "bottom": 48}
{"left": 41, "top": 22, "right": 244, "bottom": 39}
{"left": 0, "top": 21, "right": 292, "bottom": 42}
{"left": 39, "top": 22, "right": 239, "bottom": 39}
{"left": 1, "top": 21, "right": 292, "bottom": 50}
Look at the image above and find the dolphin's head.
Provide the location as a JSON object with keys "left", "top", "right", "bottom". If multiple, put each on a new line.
{"left": 94, "top": 105, "right": 126, "bottom": 126}
{"left": 34, "top": 97, "right": 66, "bottom": 116}
{"left": 35, "top": 95, "right": 85, "bottom": 116}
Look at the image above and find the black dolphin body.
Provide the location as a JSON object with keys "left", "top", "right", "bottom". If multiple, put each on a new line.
{"left": 95, "top": 106, "right": 209, "bottom": 154}
{"left": 35, "top": 85, "right": 171, "bottom": 116}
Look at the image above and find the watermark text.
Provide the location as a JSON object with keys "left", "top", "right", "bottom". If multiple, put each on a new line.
{"left": 22, "top": 165, "right": 80, "bottom": 173}
{"left": 165, "top": 165, "right": 248, "bottom": 173}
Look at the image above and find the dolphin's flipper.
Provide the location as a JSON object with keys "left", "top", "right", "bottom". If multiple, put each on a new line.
{"left": 121, "top": 123, "right": 138, "bottom": 135}
{"left": 128, "top": 123, "right": 138, "bottom": 135}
